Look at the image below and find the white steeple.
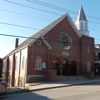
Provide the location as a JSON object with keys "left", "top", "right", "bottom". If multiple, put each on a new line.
{"left": 75, "top": 6, "right": 89, "bottom": 36}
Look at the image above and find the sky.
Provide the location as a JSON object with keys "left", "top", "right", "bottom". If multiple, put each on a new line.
{"left": 0, "top": 0, "right": 100, "bottom": 58}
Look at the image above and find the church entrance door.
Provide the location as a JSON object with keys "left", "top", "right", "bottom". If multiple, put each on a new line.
{"left": 53, "top": 57, "right": 60, "bottom": 75}
{"left": 62, "top": 59, "right": 69, "bottom": 75}
{"left": 71, "top": 60, "right": 77, "bottom": 75}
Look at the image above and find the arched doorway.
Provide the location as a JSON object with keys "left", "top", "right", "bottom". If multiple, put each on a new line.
{"left": 62, "top": 59, "right": 69, "bottom": 75}
{"left": 71, "top": 60, "right": 77, "bottom": 75}
{"left": 53, "top": 57, "right": 60, "bottom": 75}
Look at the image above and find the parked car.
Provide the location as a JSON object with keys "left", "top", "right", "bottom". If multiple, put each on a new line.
{"left": 0, "top": 81, "right": 7, "bottom": 94}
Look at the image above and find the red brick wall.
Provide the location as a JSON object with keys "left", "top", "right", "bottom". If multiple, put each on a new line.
{"left": 81, "top": 35, "right": 94, "bottom": 72}
{"left": 83, "top": 71, "right": 95, "bottom": 79}
{"left": 44, "top": 18, "right": 81, "bottom": 74}
{"left": 27, "top": 41, "right": 47, "bottom": 75}
{"left": 27, "top": 17, "right": 94, "bottom": 76}
{"left": 45, "top": 70, "right": 57, "bottom": 82}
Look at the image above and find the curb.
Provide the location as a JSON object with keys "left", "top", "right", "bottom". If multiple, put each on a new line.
{"left": 28, "top": 81, "right": 100, "bottom": 92}
{"left": 6, "top": 90, "right": 27, "bottom": 95}
{"left": 4, "top": 81, "right": 100, "bottom": 95}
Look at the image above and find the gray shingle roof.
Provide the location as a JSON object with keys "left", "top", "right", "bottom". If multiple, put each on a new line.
{"left": 4, "top": 13, "right": 81, "bottom": 58}
{"left": 3, "top": 15, "right": 65, "bottom": 58}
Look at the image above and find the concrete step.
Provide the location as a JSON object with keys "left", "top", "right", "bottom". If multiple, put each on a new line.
{"left": 95, "top": 76, "right": 100, "bottom": 79}
{"left": 57, "top": 75, "right": 87, "bottom": 81}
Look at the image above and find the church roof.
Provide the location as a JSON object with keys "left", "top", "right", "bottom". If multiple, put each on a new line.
{"left": 76, "top": 6, "right": 87, "bottom": 21}
{"left": 4, "top": 13, "right": 81, "bottom": 58}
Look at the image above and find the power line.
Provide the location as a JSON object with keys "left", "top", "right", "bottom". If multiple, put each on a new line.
{"left": 27, "top": 0, "right": 100, "bottom": 21}
{"left": 0, "top": 33, "right": 29, "bottom": 38}
{"left": 26, "top": 0, "right": 78, "bottom": 14}
{"left": 1, "top": 21, "right": 100, "bottom": 33}
{"left": 1, "top": 8, "right": 100, "bottom": 26}
{"left": 0, "top": 33, "right": 98, "bottom": 45}
{"left": 1, "top": 8, "right": 100, "bottom": 25}
{"left": 88, "top": 21, "right": 100, "bottom": 24}
{"left": 1, "top": 0, "right": 100, "bottom": 38}
{"left": 3, "top": 0, "right": 62, "bottom": 16}
{"left": 0, "top": 8, "right": 52, "bottom": 21}
{"left": 4, "top": 0, "right": 100, "bottom": 21}
{"left": 89, "top": 28, "right": 100, "bottom": 31}
{"left": 0, "top": 21, "right": 41, "bottom": 30}
{"left": 0, "top": 8, "right": 75, "bottom": 21}
{"left": 0, "top": 21, "right": 82, "bottom": 37}
{"left": 2, "top": 0, "right": 100, "bottom": 25}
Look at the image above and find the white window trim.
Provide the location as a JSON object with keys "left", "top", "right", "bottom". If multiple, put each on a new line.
{"left": 35, "top": 56, "right": 42, "bottom": 70}
{"left": 59, "top": 33, "right": 72, "bottom": 49}
{"left": 35, "top": 68, "right": 42, "bottom": 70}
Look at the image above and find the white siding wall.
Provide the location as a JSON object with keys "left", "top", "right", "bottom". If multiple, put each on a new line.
{"left": 9, "top": 55, "right": 13, "bottom": 86}
{"left": 20, "top": 48, "right": 28, "bottom": 78}
{"left": 15, "top": 52, "right": 20, "bottom": 86}
{"left": 75, "top": 21, "right": 89, "bottom": 36}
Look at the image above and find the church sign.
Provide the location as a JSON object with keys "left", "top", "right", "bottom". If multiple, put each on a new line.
{"left": 62, "top": 51, "right": 69, "bottom": 56}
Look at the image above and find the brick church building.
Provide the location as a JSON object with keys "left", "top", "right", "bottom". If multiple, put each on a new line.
{"left": 2, "top": 6, "right": 95, "bottom": 86}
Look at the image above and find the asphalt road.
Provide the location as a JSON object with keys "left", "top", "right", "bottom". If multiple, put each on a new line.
{"left": 0, "top": 82, "right": 100, "bottom": 100}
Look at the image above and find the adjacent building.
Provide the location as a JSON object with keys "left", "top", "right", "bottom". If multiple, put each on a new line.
{"left": 94, "top": 44, "right": 100, "bottom": 77}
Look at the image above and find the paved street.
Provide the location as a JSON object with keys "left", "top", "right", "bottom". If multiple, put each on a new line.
{"left": 0, "top": 82, "right": 100, "bottom": 100}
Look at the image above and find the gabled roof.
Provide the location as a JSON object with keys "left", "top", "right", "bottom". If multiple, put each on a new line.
{"left": 4, "top": 13, "right": 81, "bottom": 58}
{"left": 76, "top": 6, "right": 87, "bottom": 21}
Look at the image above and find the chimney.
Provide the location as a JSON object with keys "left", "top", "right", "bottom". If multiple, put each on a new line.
{"left": 15, "top": 38, "right": 19, "bottom": 48}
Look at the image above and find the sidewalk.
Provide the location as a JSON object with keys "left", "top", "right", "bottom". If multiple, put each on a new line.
{"left": 7, "top": 78, "right": 100, "bottom": 94}
{"left": 28, "top": 78, "right": 100, "bottom": 91}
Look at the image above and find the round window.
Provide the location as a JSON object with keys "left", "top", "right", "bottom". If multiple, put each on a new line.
{"left": 37, "top": 40, "right": 42, "bottom": 45}
{"left": 59, "top": 33, "right": 72, "bottom": 49}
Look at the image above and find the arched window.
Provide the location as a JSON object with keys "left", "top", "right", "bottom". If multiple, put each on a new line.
{"left": 85, "top": 23, "right": 87, "bottom": 30}
{"left": 80, "top": 22, "right": 83, "bottom": 30}
{"left": 25, "top": 58, "right": 27, "bottom": 68}
{"left": 15, "top": 56, "right": 18, "bottom": 70}
{"left": 87, "top": 46, "right": 89, "bottom": 52}
{"left": 22, "top": 56, "right": 25, "bottom": 69}
{"left": 35, "top": 56, "right": 42, "bottom": 70}
{"left": 87, "top": 62, "right": 91, "bottom": 72}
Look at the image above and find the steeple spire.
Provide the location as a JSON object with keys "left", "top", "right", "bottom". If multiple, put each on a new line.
{"left": 75, "top": 6, "right": 89, "bottom": 36}
{"left": 76, "top": 6, "right": 87, "bottom": 21}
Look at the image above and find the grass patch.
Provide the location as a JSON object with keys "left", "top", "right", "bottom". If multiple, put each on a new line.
{"left": 7, "top": 86, "right": 17, "bottom": 90}
{"left": 7, "top": 86, "right": 30, "bottom": 91}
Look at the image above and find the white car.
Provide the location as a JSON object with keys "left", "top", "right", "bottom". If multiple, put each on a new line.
{"left": 0, "top": 81, "right": 7, "bottom": 94}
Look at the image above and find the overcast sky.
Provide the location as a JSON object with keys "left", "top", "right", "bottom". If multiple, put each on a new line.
{"left": 0, "top": 0, "right": 100, "bottom": 58}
